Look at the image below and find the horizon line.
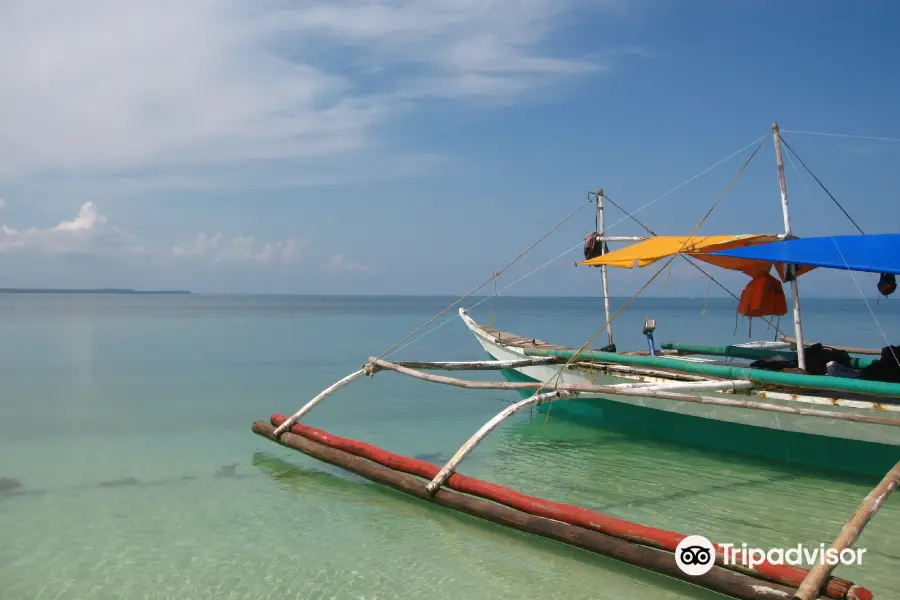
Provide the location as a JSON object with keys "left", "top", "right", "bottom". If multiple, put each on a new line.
{"left": 0, "top": 288, "right": 888, "bottom": 301}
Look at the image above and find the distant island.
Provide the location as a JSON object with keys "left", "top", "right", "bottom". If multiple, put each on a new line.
{"left": 0, "top": 288, "right": 191, "bottom": 295}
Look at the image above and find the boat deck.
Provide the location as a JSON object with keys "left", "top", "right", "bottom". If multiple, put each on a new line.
{"left": 479, "top": 323, "right": 682, "bottom": 356}
{"left": 476, "top": 323, "right": 720, "bottom": 364}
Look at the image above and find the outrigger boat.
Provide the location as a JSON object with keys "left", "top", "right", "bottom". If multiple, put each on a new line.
{"left": 253, "top": 123, "right": 899, "bottom": 600}
{"left": 462, "top": 124, "right": 900, "bottom": 481}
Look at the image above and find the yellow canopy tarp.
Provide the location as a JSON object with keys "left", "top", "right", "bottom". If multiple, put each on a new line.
{"left": 578, "top": 234, "right": 784, "bottom": 273}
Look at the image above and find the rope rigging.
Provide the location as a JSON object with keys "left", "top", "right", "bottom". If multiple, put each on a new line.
{"left": 782, "top": 143, "right": 899, "bottom": 367}
{"left": 376, "top": 124, "right": 900, "bottom": 405}
{"left": 598, "top": 191, "right": 656, "bottom": 236}
{"left": 375, "top": 196, "right": 594, "bottom": 361}
{"left": 601, "top": 187, "right": 790, "bottom": 338}
{"left": 780, "top": 129, "right": 900, "bottom": 144}
{"left": 780, "top": 134, "right": 896, "bottom": 299}
{"left": 535, "top": 135, "right": 768, "bottom": 396}
{"left": 380, "top": 132, "right": 776, "bottom": 358}
{"left": 596, "top": 134, "right": 771, "bottom": 237}
{"left": 391, "top": 239, "right": 586, "bottom": 355}
{"left": 778, "top": 136, "right": 865, "bottom": 235}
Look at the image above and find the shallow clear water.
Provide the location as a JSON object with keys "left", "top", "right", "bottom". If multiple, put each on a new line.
{"left": 1, "top": 294, "right": 898, "bottom": 600}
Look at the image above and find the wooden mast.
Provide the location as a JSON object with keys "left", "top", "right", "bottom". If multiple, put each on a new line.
{"left": 772, "top": 122, "right": 807, "bottom": 371}
{"left": 597, "top": 189, "right": 615, "bottom": 348}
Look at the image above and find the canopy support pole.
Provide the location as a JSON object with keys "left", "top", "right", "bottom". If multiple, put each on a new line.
{"left": 597, "top": 189, "right": 615, "bottom": 349}
{"left": 773, "top": 122, "right": 807, "bottom": 371}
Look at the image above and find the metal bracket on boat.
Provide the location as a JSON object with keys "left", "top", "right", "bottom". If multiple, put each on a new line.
{"left": 424, "top": 390, "right": 576, "bottom": 496}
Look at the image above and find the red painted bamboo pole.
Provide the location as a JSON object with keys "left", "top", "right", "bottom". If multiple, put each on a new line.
{"left": 255, "top": 420, "right": 828, "bottom": 600}
{"left": 269, "top": 413, "right": 866, "bottom": 600}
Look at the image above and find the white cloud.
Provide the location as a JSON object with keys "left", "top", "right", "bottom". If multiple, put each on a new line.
{"left": 261, "top": 1, "right": 606, "bottom": 98}
{"left": 172, "top": 232, "right": 307, "bottom": 264}
{"left": 51, "top": 201, "right": 108, "bottom": 232}
{"left": 0, "top": 201, "right": 302, "bottom": 264}
{"left": 325, "top": 253, "right": 370, "bottom": 272}
{"left": 0, "top": 201, "right": 138, "bottom": 255}
{"left": 0, "top": 0, "right": 638, "bottom": 185}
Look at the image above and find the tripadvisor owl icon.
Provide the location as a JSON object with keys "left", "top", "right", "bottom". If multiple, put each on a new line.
{"left": 675, "top": 535, "right": 716, "bottom": 576}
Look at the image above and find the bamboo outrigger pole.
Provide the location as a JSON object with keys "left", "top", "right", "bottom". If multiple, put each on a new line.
{"left": 793, "top": 460, "right": 900, "bottom": 600}
{"left": 773, "top": 122, "right": 807, "bottom": 371}
{"left": 257, "top": 417, "right": 861, "bottom": 600}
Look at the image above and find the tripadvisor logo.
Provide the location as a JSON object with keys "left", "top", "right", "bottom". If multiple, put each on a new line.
{"left": 674, "top": 535, "right": 867, "bottom": 577}
{"left": 675, "top": 535, "right": 716, "bottom": 576}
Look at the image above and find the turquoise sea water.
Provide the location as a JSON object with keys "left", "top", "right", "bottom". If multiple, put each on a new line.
{"left": 1, "top": 294, "right": 899, "bottom": 600}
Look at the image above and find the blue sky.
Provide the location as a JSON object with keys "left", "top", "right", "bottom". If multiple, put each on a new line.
{"left": 1, "top": 0, "right": 898, "bottom": 297}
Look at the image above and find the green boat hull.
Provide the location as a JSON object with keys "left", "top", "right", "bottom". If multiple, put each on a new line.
{"left": 498, "top": 367, "right": 900, "bottom": 482}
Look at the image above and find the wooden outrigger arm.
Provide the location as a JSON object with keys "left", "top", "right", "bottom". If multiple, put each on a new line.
{"left": 366, "top": 359, "right": 900, "bottom": 429}
{"left": 271, "top": 357, "right": 565, "bottom": 436}
{"left": 424, "top": 389, "right": 576, "bottom": 495}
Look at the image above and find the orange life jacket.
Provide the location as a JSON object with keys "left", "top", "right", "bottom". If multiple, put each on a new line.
{"left": 737, "top": 272, "right": 787, "bottom": 317}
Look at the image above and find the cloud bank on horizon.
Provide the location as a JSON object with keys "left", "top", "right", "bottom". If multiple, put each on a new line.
{"left": 0, "top": 201, "right": 306, "bottom": 264}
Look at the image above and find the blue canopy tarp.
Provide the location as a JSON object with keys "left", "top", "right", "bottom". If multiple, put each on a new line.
{"left": 708, "top": 234, "right": 900, "bottom": 275}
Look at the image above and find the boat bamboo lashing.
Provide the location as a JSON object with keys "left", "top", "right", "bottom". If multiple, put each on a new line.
{"left": 253, "top": 123, "right": 898, "bottom": 599}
